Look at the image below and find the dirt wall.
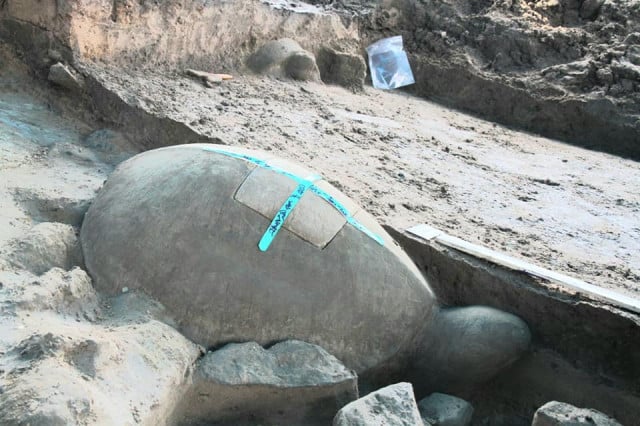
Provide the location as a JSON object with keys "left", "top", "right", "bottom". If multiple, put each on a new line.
{"left": 360, "top": 0, "right": 640, "bottom": 159}
{"left": 1, "top": 0, "right": 359, "bottom": 71}
{"left": 2, "top": 0, "right": 639, "bottom": 158}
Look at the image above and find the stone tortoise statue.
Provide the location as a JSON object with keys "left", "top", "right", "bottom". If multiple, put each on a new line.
{"left": 81, "top": 144, "right": 530, "bottom": 390}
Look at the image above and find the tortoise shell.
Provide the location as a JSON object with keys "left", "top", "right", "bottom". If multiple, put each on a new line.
{"left": 81, "top": 144, "right": 435, "bottom": 373}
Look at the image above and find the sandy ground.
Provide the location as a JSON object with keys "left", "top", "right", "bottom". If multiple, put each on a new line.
{"left": 87, "top": 65, "right": 640, "bottom": 297}
{"left": 0, "top": 87, "right": 106, "bottom": 248}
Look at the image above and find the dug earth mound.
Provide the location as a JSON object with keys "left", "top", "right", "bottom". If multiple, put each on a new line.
{"left": 81, "top": 144, "right": 531, "bottom": 389}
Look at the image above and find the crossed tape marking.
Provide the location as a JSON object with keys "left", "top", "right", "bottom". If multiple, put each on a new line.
{"left": 201, "top": 146, "right": 385, "bottom": 251}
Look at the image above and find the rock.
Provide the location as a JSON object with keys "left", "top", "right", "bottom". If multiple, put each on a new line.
{"left": 532, "top": 401, "right": 623, "bottom": 425}
{"left": 247, "top": 38, "right": 321, "bottom": 81}
{"left": 48, "top": 62, "right": 84, "bottom": 92}
{"left": 284, "top": 50, "right": 322, "bottom": 81}
{"left": 580, "top": 0, "right": 605, "bottom": 20}
{"left": 417, "top": 393, "right": 473, "bottom": 426}
{"left": 47, "top": 49, "right": 64, "bottom": 63}
{"left": 316, "top": 44, "right": 367, "bottom": 91}
{"left": 80, "top": 143, "right": 436, "bottom": 374}
{"left": 332, "top": 382, "right": 422, "bottom": 426}
{"left": 6, "top": 222, "right": 83, "bottom": 275}
{"left": 247, "top": 38, "right": 304, "bottom": 72}
{"left": 172, "top": 340, "right": 358, "bottom": 425}
{"left": 596, "top": 67, "right": 614, "bottom": 85}
{"left": 81, "top": 144, "right": 530, "bottom": 385}
{"left": 412, "top": 306, "right": 531, "bottom": 392}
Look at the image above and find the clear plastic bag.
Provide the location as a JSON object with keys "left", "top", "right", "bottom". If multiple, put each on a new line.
{"left": 366, "top": 35, "right": 415, "bottom": 90}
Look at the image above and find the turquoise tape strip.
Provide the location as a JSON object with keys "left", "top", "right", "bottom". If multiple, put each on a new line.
{"left": 308, "top": 186, "right": 385, "bottom": 245}
{"left": 201, "top": 146, "right": 384, "bottom": 249}
{"left": 258, "top": 175, "right": 320, "bottom": 251}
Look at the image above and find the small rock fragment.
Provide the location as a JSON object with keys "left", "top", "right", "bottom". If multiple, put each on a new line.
{"left": 532, "top": 401, "right": 622, "bottom": 426}
{"left": 417, "top": 392, "right": 473, "bottom": 426}
{"left": 48, "top": 62, "right": 84, "bottom": 92}
{"left": 332, "top": 382, "right": 422, "bottom": 426}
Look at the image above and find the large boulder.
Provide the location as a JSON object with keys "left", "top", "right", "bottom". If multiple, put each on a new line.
{"left": 81, "top": 143, "right": 436, "bottom": 374}
{"left": 171, "top": 340, "right": 358, "bottom": 425}
{"left": 412, "top": 306, "right": 531, "bottom": 392}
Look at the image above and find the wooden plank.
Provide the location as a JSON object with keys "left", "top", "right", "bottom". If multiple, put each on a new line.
{"left": 407, "top": 224, "right": 640, "bottom": 314}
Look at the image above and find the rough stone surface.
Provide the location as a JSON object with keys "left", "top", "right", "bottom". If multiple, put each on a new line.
{"left": 48, "top": 62, "right": 84, "bottom": 91}
{"left": 417, "top": 392, "right": 473, "bottom": 426}
{"left": 81, "top": 143, "right": 437, "bottom": 374}
{"left": 332, "top": 382, "right": 423, "bottom": 426}
{"left": 248, "top": 38, "right": 321, "bottom": 81}
{"left": 412, "top": 306, "right": 531, "bottom": 392}
{"left": 316, "top": 44, "right": 366, "bottom": 91}
{"left": 171, "top": 340, "right": 358, "bottom": 425}
{"left": 5, "top": 222, "right": 83, "bottom": 275}
{"left": 532, "top": 401, "right": 623, "bottom": 426}
{"left": 1, "top": 258, "right": 199, "bottom": 425}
